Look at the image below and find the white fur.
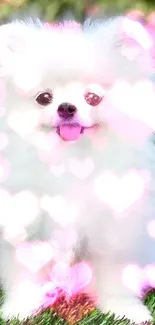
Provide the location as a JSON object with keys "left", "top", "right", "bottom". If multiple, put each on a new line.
{"left": 0, "top": 17, "right": 154, "bottom": 322}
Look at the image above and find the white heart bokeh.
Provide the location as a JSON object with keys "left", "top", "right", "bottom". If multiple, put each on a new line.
{"left": 94, "top": 170, "right": 148, "bottom": 213}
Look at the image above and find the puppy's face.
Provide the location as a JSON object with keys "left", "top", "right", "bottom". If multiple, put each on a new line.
{"left": 6, "top": 81, "right": 109, "bottom": 142}
{"left": 25, "top": 81, "right": 107, "bottom": 142}
{"left": 1, "top": 18, "right": 153, "bottom": 142}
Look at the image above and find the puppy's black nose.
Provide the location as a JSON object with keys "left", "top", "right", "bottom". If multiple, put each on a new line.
{"left": 57, "top": 102, "right": 77, "bottom": 119}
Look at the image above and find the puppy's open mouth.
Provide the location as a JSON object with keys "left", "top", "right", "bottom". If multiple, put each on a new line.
{"left": 57, "top": 123, "right": 96, "bottom": 141}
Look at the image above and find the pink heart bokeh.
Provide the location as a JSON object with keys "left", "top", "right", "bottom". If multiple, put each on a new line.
{"left": 41, "top": 261, "right": 92, "bottom": 304}
{"left": 16, "top": 242, "right": 56, "bottom": 273}
{"left": 122, "top": 264, "right": 155, "bottom": 296}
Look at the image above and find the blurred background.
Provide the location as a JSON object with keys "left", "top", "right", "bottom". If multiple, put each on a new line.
{"left": 1, "top": 0, "right": 155, "bottom": 27}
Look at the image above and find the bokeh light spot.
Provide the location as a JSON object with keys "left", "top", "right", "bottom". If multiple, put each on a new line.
{"left": 16, "top": 242, "right": 56, "bottom": 273}
{"left": 40, "top": 195, "right": 78, "bottom": 227}
{"left": 7, "top": 110, "right": 40, "bottom": 136}
{"left": 122, "top": 264, "right": 143, "bottom": 294}
{"left": 94, "top": 170, "right": 145, "bottom": 213}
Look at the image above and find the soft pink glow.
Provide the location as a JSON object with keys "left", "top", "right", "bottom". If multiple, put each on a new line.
{"left": 122, "top": 18, "right": 153, "bottom": 50}
{"left": 40, "top": 283, "right": 58, "bottom": 309}
{"left": 94, "top": 170, "right": 147, "bottom": 213}
{"left": 40, "top": 195, "right": 78, "bottom": 227}
{"left": 16, "top": 242, "right": 56, "bottom": 273}
{"left": 109, "top": 80, "right": 155, "bottom": 143}
{"left": 32, "top": 261, "right": 92, "bottom": 310}
{"left": 46, "top": 261, "right": 92, "bottom": 296}
{"left": 144, "top": 264, "right": 155, "bottom": 287}
{"left": 0, "top": 15, "right": 155, "bottom": 317}
{"left": 122, "top": 263, "right": 155, "bottom": 295}
{"left": 122, "top": 264, "right": 144, "bottom": 295}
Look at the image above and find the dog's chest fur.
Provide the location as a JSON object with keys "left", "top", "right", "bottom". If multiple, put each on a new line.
{"left": 1, "top": 129, "right": 155, "bottom": 257}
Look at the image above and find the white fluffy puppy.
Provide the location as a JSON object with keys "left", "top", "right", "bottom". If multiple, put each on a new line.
{"left": 0, "top": 16, "right": 154, "bottom": 322}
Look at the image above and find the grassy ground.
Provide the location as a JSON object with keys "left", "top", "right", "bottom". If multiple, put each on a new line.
{"left": 0, "top": 289, "right": 155, "bottom": 325}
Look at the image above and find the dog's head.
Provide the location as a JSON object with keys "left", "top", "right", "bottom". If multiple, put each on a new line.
{"left": 0, "top": 17, "right": 153, "bottom": 142}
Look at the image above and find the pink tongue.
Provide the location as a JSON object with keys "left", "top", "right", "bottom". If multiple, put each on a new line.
{"left": 59, "top": 124, "right": 82, "bottom": 141}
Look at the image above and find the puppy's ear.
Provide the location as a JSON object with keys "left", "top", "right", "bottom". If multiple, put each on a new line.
{"left": 115, "top": 17, "right": 152, "bottom": 57}
{"left": 84, "top": 17, "right": 153, "bottom": 82}
{"left": 0, "top": 22, "right": 39, "bottom": 77}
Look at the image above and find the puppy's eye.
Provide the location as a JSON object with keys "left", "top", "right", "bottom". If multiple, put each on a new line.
{"left": 84, "top": 92, "right": 103, "bottom": 106}
{"left": 36, "top": 91, "right": 53, "bottom": 106}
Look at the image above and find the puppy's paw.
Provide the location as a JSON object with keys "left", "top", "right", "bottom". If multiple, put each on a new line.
{"left": 1, "top": 300, "right": 33, "bottom": 320}
{"left": 101, "top": 297, "right": 152, "bottom": 323}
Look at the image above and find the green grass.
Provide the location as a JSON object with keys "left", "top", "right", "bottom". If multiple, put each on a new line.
{"left": 0, "top": 288, "right": 155, "bottom": 325}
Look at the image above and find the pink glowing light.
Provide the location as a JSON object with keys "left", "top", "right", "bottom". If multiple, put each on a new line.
{"left": 31, "top": 261, "right": 92, "bottom": 311}
{"left": 122, "top": 264, "right": 144, "bottom": 295}
{"left": 122, "top": 17, "right": 153, "bottom": 50}
{"left": 144, "top": 264, "right": 155, "bottom": 287}
{"left": 94, "top": 170, "right": 147, "bottom": 213}
{"left": 43, "top": 261, "right": 92, "bottom": 299}
{"left": 16, "top": 242, "right": 56, "bottom": 273}
{"left": 122, "top": 263, "right": 155, "bottom": 296}
{"left": 108, "top": 80, "right": 155, "bottom": 143}
{"left": 40, "top": 195, "right": 78, "bottom": 227}
{"left": 39, "top": 283, "right": 58, "bottom": 309}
